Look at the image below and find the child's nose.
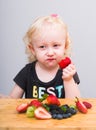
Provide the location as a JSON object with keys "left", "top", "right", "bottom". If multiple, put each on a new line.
{"left": 47, "top": 48, "right": 54, "bottom": 56}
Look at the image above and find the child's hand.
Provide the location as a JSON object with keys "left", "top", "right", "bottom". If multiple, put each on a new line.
{"left": 62, "top": 63, "right": 76, "bottom": 81}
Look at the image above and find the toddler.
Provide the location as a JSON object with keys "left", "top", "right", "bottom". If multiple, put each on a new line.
{"left": 0, "top": 14, "right": 81, "bottom": 98}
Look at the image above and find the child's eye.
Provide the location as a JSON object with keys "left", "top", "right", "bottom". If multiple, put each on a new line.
{"left": 54, "top": 44, "right": 58, "bottom": 47}
{"left": 40, "top": 46, "right": 45, "bottom": 48}
{"left": 39, "top": 45, "right": 46, "bottom": 49}
{"left": 53, "top": 44, "right": 59, "bottom": 48}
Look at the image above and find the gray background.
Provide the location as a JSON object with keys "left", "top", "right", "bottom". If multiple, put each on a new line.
{"left": 0, "top": 0, "right": 96, "bottom": 97}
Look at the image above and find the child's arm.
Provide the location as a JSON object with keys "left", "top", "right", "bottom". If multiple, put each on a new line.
{"left": 9, "top": 84, "right": 24, "bottom": 98}
{"left": 62, "top": 63, "right": 81, "bottom": 98}
{"left": 0, "top": 84, "right": 24, "bottom": 98}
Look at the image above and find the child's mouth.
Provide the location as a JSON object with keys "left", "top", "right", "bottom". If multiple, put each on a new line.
{"left": 47, "top": 58, "right": 55, "bottom": 61}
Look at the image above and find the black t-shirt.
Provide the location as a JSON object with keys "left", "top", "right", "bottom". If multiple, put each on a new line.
{"left": 14, "top": 61, "right": 80, "bottom": 98}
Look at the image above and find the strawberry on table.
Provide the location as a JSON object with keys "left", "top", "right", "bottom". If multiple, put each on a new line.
{"left": 16, "top": 103, "right": 29, "bottom": 113}
{"left": 29, "top": 99, "right": 42, "bottom": 108}
{"left": 34, "top": 107, "right": 52, "bottom": 119}
{"left": 83, "top": 101, "right": 92, "bottom": 109}
{"left": 46, "top": 95, "right": 60, "bottom": 106}
{"left": 75, "top": 97, "right": 88, "bottom": 114}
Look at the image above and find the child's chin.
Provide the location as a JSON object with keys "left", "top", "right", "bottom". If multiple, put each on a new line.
{"left": 48, "top": 63, "right": 58, "bottom": 68}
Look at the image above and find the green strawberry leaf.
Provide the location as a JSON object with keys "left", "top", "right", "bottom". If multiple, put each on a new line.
{"left": 38, "top": 94, "right": 48, "bottom": 102}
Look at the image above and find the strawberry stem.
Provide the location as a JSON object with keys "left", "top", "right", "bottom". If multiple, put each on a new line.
{"left": 75, "top": 97, "right": 79, "bottom": 102}
{"left": 38, "top": 94, "right": 48, "bottom": 102}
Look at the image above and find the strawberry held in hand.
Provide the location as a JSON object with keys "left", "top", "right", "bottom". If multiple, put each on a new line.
{"left": 58, "top": 57, "right": 71, "bottom": 69}
{"left": 46, "top": 95, "right": 60, "bottom": 106}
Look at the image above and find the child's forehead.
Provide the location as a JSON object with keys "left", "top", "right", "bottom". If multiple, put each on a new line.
{"left": 34, "top": 21, "right": 67, "bottom": 37}
{"left": 32, "top": 26, "right": 66, "bottom": 44}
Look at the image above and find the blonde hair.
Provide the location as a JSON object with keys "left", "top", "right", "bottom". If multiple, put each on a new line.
{"left": 23, "top": 14, "right": 72, "bottom": 62}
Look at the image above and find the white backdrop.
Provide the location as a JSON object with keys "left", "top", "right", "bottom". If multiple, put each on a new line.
{"left": 0, "top": 0, "right": 96, "bottom": 97}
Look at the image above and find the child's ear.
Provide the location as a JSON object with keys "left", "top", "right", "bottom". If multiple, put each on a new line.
{"left": 28, "top": 44, "right": 36, "bottom": 56}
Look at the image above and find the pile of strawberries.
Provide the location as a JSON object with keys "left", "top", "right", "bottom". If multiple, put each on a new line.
{"left": 16, "top": 94, "right": 60, "bottom": 119}
{"left": 16, "top": 95, "right": 92, "bottom": 120}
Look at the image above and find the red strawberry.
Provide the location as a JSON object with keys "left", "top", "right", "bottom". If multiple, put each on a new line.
{"left": 46, "top": 95, "right": 60, "bottom": 106}
{"left": 83, "top": 101, "right": 92, "bottom": 109}
{"left": 34, "top": 107, "right": 52, "bottom": 119}
{"left": 75, "top": 97, "right": 88, "bottom": 114}
{"left": 58, "top": 57, "right": 71, "bottom": 69}
{"left": 29, "top": 99, "right": 42, "bottom": 108}
{"left": 16, "top": 103, "right": 29, "bottom": 113}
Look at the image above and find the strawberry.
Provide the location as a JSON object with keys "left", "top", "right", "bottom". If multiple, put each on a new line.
{"left": 83, "top": 101, "right": 92, "bottom": 109}
{"left": 29, "top": 99, "right": 42, "bottom": 108}
{"left": 75, "top": 97, "right": 88, "bottom": 114}
{"left": 16, "top": 103, "right": 29, "bottom": 113}
{"left": 46, "top": 95, "right": 60, "bottom": 106}
{"left": 58, "top": 57, "right": 71, "bottom": 69}
{"left": 34, "top": 107, "right": 52, "bottom": 119}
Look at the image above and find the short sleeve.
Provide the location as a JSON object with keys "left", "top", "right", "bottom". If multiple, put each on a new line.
{"left": 13, "top": 65, "right": 28, "bottom": 91}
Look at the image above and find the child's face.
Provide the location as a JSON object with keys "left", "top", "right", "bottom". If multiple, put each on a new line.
{"left": 30, "top": 24, "right": 66, "bottom": 69}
